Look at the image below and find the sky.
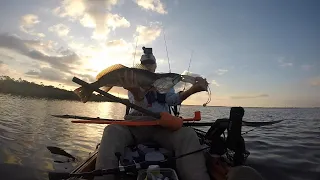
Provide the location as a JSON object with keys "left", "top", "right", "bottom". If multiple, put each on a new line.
{"left": 0, "top": 0, "right": 319, "bottom": 107}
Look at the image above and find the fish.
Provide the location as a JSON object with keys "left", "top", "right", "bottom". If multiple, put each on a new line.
{"left": 74, "top": 64, "right": 196, "bottom": 103}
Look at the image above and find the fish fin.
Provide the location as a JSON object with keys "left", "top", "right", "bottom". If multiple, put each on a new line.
{"left": 74, "top": 86, "right": 93, "bottom": 103}
{"left": 96, "top": 64, "right": 127, "bottom": 80}
{"left": 102, "top": 86, "right": 112, "bottom": 92}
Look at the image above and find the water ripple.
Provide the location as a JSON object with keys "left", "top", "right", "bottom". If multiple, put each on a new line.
{"left": 0, "top": 94, "right": 319, "bottom": 180}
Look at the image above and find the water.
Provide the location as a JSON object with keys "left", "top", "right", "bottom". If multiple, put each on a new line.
{"left": 0, "top": 94, "right": 319, "bottom": 180}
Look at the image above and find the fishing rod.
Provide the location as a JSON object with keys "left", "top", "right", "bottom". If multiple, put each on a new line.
{"left": 163, "top": 27, "right": 171, "bottom": 72}
{"left": 72, "top": 77, "right": 161, "bottom": 119}
{"left": 51, "top": 111, "right": 201, "bottom": 122}
{"left": 48, "top": 146, "right": 210, "bottom": 180}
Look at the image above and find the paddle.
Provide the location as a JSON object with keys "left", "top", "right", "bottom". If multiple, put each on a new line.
{"left": 51, "top": 111, "right": 201, "bottom": 122}
{"left": 47, "top": 146, "right": 77, "bottom": 162}
{"left": 70, "top": 119, "right": 284, "bottom": 127}
{"left": 72, "top": 77, "right": 161, "bottom": 119}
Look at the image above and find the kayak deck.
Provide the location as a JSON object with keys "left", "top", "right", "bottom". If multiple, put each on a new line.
{"left": 67, "top": 149, "right": 98, "bottom": 180}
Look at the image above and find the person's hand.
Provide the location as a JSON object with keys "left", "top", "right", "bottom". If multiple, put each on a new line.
{"left": 190, "top": 77, "right": 208, "bottom": 93}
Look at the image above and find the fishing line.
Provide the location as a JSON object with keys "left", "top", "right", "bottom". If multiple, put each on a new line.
{"left": 132, "top": 35, "right": 139, "bottom": 67}
{"left": 183, "top": 50, "right": 194, "bottom": 92}
{"left": 178, "top": 50, "right": 194, "bottom": 114}
{"left": 203, "top": 85, "right": 212, "bottom": 107}
{"left": 163, "top": 27, "right": 171, "bottom": 72}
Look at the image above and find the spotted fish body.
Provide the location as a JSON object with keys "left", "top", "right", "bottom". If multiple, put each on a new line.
{"left": 74, "top": 64, "right": 183, "bottom": 103}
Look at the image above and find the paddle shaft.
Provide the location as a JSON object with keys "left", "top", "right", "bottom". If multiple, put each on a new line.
{"left": 72, "top": 77, "right": 161, "bottom": 119}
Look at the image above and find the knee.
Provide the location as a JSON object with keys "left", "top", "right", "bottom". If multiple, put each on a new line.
{"left": 173, "top": 127, "right": 199, "bottom": 143}
{"left": 102, "top": 124, "right": 126, "bottom": 137}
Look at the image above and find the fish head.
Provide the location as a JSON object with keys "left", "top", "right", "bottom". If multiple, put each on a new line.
{"left": 153, "top": 74, "right": 182, "bottom": 93}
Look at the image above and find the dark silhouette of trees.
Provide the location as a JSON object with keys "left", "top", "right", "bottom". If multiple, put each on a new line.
{"left": 0, "top": 76, "right": 121, "bottom": 102}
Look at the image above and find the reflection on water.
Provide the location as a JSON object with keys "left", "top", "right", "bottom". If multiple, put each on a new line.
{"left": 0, "top": 94, "right": 319, "bottom": 180}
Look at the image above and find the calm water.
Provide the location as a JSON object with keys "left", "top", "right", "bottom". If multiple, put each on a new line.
{"left": 0, "top": 94, "right": 319, "bottom": 180}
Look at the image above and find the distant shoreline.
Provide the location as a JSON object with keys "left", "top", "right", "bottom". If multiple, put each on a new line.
{"left": 1, "top": 76, "right": 319, "bottom": 108}
{"left": 0, "top": 76, "right": 121, "bottom": 103}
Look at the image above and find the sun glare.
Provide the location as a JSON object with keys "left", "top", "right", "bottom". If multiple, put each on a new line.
{"left": 87, "top": 46, "right": 134, "bottom": 74}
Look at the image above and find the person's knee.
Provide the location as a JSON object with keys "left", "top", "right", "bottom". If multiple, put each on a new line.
{"left": 102, "top": 124, "right": 127, "bottom": 137}
{"left": 173, "top": 127, "right": 198, "bottom": 144}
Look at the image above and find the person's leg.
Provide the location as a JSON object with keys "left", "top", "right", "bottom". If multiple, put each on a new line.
{"left": 153, "top": 127, "right": 211, "bottom": 180}
{"left": 94, "top": 124, "right": 134, "bottom": 180}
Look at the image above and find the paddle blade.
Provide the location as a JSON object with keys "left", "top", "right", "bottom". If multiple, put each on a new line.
{"left": 48, "top": 172, "right": 70, "bottom": 180}
{"left": 47, "top": 146, "right": 76, "bottom": 161}
{"left": 242, "top": 120, "right": 284, "bottom": 127}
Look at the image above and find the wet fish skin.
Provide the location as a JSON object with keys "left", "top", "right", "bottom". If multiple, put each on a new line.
{"left": 74, "top": 64, "right": 182, "bottom": 103}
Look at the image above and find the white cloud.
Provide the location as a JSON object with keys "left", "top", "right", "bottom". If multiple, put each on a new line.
{"left": 53, "top": 0, "right": 126, "bottom": 40}
{"left": 48, "top": 24, "right": 70, "bottom": 37}
{"left": 278, "top": 57, "right": 293, "bottom": 67}
{"left": 135, "top": 0, "right": 167, "bottom": 14}
{"left": 53, "top": 0, "right": 86, "bottom": 20}
{"left": 21, "top": 14, "right": 40, "bottom": 27}
{"left": 301, "top": 65, "right": 312, "bottom": 71}
{"left": 107, "top": 14, "right": 130, "bottom": 30}
{"left": 211, "top": 80, "right": 220, "bottom": 87}
{"left": 19, "top": 14, "right": 45, "bottom": 38}
{"left": 134, "top": 23, "right": 162, "bottom": 45}
{"left": 215, "top": 69, "right": 228, "bottom": 75}
{"left": 106, "top": 39, "right": 129, "bottom": 47}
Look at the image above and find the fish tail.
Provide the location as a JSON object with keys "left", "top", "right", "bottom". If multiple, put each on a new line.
{"left": 74, "top": 86, "right": 93, "bottom": 103}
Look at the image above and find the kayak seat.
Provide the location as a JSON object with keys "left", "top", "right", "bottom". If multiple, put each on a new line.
{"left": 121, "top": 141, "right": 175, "bottom": 168}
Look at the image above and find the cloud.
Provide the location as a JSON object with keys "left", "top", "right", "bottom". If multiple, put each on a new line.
{"left": 19, "top": 14, "right": 45, "bottom": 37}
{"left": 134, "top": 23, "right": 162, "bottom": 45}
{"left": 48, "top": 24, "right": 70, "bottom": 37}
{"left": 0, "top": 62, "right": 21, "bottom": 77}
{"left": 309, "top": 77, "right": 320, "bottom": 87}
{"left": 25, "top": 70, "right": 40, "bottom": 76}
{"left": 106, "top": 39, "right": 129, "bottom": 47}
{"left": 25, "top": 66, "right": 95, "bottom": 87}
{"left": 53, "top": 0, "right": 127, "bottom": 40}
{"left": 301, "top": 65, "right": 312, "bottom": 71}
{"left": 20, "top": 14, "right": 40, "bottom": 27}
{"left": 0, "top": 33, "right": 81, "bottom": 74}
{"left": 135, "top": 0, "right": 167, "bottom": 14}
{"left": 53, "top": 0, "right": 86, "bottom": 20}
{"left": 0, "top": 53, "right": 14, "bottom": 60}
{"left": 215, "top": 69, "right": 228, "bottom": 75}
{"left": 211, "top": 80, "right": 220, "bottom": 87}
{"left": 230, "top": 94, "right": 269, "bottom": 99}
{"left": 278, "top": 57, "right": 293, "bottom": 67}
{"left": 181, "top": 70, "right": 202, "bottom": 77}
{"left": 81, "top": 13, "right": 130, "bottom": 40}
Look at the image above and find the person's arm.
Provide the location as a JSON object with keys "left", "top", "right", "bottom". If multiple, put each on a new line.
{"left": 166, "top": 77, "right": 208, "bottom": 105}
{"left": 179, "top": 77, "right": 208, "bottom": 102}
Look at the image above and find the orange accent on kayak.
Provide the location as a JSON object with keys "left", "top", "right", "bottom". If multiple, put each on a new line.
{"left": 182, "top": 111, "right": 201, "bottom": 121}
{"left": 72, "top": 120, "right": 160, "bottom": 126}
{"left": 158, "top": 112, "right": 183, "bottom": 131}
{"left": 72, "top": 111, "right": 195, "bottom": 130}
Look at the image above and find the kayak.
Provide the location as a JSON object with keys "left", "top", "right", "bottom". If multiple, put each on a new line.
{"left": 64, "top": 131, "right": 242, "bottom": 180}
{"left": 46, "top": 76, "right": 278, "bottom": 180}
{"left": 50, "top": 107, "right": 251, "bottom": 180}
{"left": 47, "top": 106, "right": 283, "bottom": 180}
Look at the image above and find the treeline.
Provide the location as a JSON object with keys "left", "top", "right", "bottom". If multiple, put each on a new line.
{"left": 0, "top": 76, "right": 120, "bottom": 102}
